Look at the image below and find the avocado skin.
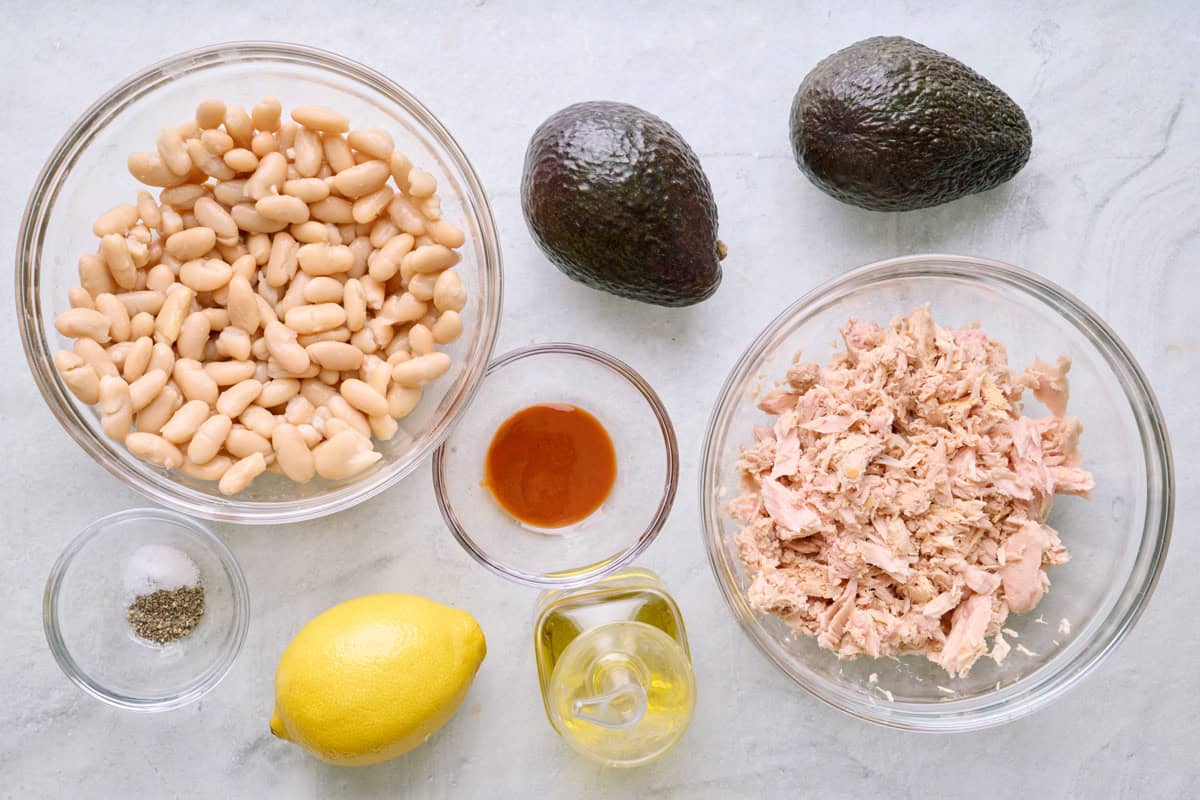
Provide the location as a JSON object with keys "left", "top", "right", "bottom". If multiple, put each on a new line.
{"left": 521, "top": 101, "right": 722, "bottom": 307}
{"left": 790, "top": 36, "right": 1032, "bottom": 212}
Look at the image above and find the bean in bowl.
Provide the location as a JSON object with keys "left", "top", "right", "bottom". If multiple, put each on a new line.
{"left": 53, "top": 98, "right": 468, "bottom": 495}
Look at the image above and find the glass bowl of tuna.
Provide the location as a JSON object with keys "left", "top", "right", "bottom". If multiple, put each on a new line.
{"left": 16, "top": 42, "right": 502, "bottom": 524}
{"left": 700, "top": 254, "right": 1173, "bottom": 732}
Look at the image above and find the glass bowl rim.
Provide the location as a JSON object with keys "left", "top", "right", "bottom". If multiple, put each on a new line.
{"left": 43, "top": 507, "right": 251, "bottom": 712}
{"left": 16, "top": 40, "right": 503, "bottom": 524}
{"left": 433, "top": 342, "right": 680, "bottom": 589}
{"left": 699, "top": 252, "right": 1174, "bottom": 732}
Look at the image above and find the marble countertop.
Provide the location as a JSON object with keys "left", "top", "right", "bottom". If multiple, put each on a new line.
{"left": 2, "top": 2, "right": 1197, "bottom": 798}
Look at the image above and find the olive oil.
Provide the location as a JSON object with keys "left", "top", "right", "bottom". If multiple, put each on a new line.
{"left": 533, "top": 569, "right": 695, "bottom": 767}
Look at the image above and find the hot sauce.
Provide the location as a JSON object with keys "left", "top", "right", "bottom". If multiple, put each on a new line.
{"left": 484, "top": 403, "right": 616, "bottom": 528}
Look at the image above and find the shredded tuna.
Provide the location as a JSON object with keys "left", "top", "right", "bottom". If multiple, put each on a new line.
{"left": 729, "top": 306, "right": 1093, "bottom": 678}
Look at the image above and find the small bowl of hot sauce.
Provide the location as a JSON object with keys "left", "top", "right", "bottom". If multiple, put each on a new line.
{"left": 433, "top": 343, "right": 678, "bottom": 587}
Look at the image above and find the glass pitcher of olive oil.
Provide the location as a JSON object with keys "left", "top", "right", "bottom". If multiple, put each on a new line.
{"left": 533, "top": 568, "right": 696, "bottom": 767}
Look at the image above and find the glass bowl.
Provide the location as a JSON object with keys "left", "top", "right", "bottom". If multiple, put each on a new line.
{"left": 701, "top": 254, "right": 1173, "bottom": 732}
{"left": 433, "top": 343, "right": 679, "bottom": 587}
{"left": 44, "top": 508, "right": 250, "bottom": 711}
{"left": 16, "top": 42, "right": 502, "bottom": 524}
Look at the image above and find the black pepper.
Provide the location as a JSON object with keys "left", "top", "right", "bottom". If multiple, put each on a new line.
{"left": 127, "top": 585, "right": 205, "bottom": 644}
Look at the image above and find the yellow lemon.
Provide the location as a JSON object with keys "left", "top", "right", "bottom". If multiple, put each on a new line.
{"left": 269, "top": 593, "right": 486, "bottom": 766}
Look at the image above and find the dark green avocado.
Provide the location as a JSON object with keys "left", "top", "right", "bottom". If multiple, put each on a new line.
{"left": 789, "top": 36, "right": 1032, "bottom": 212}
{"left": 521, "top": 101, "right": 725, "bottom": 307}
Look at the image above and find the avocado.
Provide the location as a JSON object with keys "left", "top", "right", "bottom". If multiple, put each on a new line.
{"left": 789, "top": 36, "right": 1032, "bottom": 212}
{"left": 521, "top": 101, "right": 725, "bottom": 307}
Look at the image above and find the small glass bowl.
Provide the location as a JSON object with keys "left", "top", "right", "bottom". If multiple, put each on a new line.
{"left": 433, "top": 344, "right": 678, "bottom": 587}
{"left": 702, "top": 254, "right": 1173, "bottom": 731}
{"left": 44, "top": 508, "right": 250, "bottom": 711}
{"left": 17, "top": 42, "right": 502, "bottom": 524}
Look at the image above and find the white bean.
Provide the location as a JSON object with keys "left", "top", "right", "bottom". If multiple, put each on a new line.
{"left": 126, "top": 432, "right": 184, "bottom": 468}
{"left": 432, "top": 310, "right": 464, "bottom": 344}
{"left": 216, "top": 327, "right": 252, "bottom": 361}
{"left": 302, "top": 276, "right": 344, "bottom": 304}
{"left": 99, "top": 234, "right": 137, "bottom": 290}
{"left": 196, "top": 99, "right": 227, "bottom": 129}
{"left": 323, "top": 133, "right": 355, "bottom": 173}
{"left": 188, "top": 413, "right": 233, "bottom": 464}
{"left": 130, "top": 312, "right": 156, "bottom": 339}
{"left": 55, "top": 350, "right": 101, "bottom": 404}
{"left": 176, "top": 312, "right": 211, "bottom": 362}
{"left": 182, "top": 454, "right": 234, "bottom": 481}
{"left": 160, "top": 400, "right": 212, "bottom": 444}
{"left": 390, "top": 352, "right": 451, "bottom": 388}
{"left": 93, "top": 294, "right": 131, "bottom": 342}
{"left": 256, "top": 194, "right": 310, "bottom": 224}
{"left": 408, "top": 323, "right": 435, "bottom": 356}
{"left": 226, "top": 425, "right": 272, "bottom": 459}
{"left": 326, "top": 395, "right": 372, "bottom": 437}
{"left": 312, "top": 430, "right": 380, "bottom": 480}
{"left": 98, "top": 375, "right": 133, "bottom": 439}
{"left": 307, "top": 340, "right": 364, "bottom": 371}
{"left": 93, "top": 204, "right": 139, "bottom": 237}
{"left": 180, "top": 258, "right": 233, "bottom": 293}
{"left": 154, "top": 284, "right": 195, "bottom": 345}
{"left": 285, "top": 303, "right": 346, "bottom": 335}
{"left": 283, "top": 178, "right": 330, "bottom": 203}
{"left": 219, "top": 452, "right": 267, "bottom": 495}
{"left": 74, "top": 337, "right": 119, "bottom": 378}
{"left": 252, "top": 97, "right": 282, "bottom": 131}
{"left": 297, "top": 243, "right": 354, "bottom": 276}
{"left": 186, "top": 138, "right": 236, "bottom": 180}
{"left": 166, "top": 227, "right": 217, "bottom": 261}
{"left": 55, "top": 308, "right": 111, "bottom": 342}
{"left": 285, "top": 395, "right": 316, "bottom": 425}
{"left": 386, "top": 193, "right": 426, "bottom": 236}
{"left": 155, "top": 127, "right": 193, "bottom": 176}
{"left": 117, "top": 290, "right": 166, "bottom": 316}
{"left": 293, "top": 128, "right": 323, "bottom": 177}
{"left": 347, "top": 128, "right": 394, "bottom": 160}
{"left": 291, "top": 105, "right": 349, "bottom": 134}
{"left": 216, "top": 379, "right": 263, "bottom": 418}
{"left": 136, "top": 383, "right": 182, "bottom": 435}
{"left": 240, "top": 405, "right": 277, "bottom": 439}
{"left": 205, "top": 360, "right": 257, "bottom": 386}
{"left": 231, "top": 203, "right": 289, "bottom": 234}
{"left": 433, "top": 269, "right": 467, "bottom": 312}
{"left": 128, "top": 151, "right": 189, "bottom": 187}
{"left": 272, "top": 424, "right": 315, "bottom": 483}
{"left": 339, "top": 378, "right": 389, "bottom": 416}
{"left": 264, "top": 320, "right": 311, "bottom": 374}
{"left": 174, "top": 359, "right": 220, "bottom": 405}
{"left": 369, "top": 413, "right": 399, "bottom": 441}
{"left": 407, "top": 167, "right": 436, "bottom": 198}
{"left": 332, "top": 160, "right": 390, "bottom": 199}
{"left": 408, "top": 272, "right": 438, "bottom": 302}
{"left": 128, "top": 369, "right": 169, "bottom": 412}
{"left": 246, "top": 153, "right": 288, "bottom": 201}
{"left": 78, "top": 253, "right": 116, "bottom": 297}
{"left": 309, "top": 196, "right": 355, "bottom": 224}
{"left": 226, "top": 276, "right": 261, "bottom": 334}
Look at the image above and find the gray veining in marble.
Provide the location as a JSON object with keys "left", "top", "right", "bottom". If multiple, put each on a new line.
{"left": 1, "top": 2, "right": 1197, "bottom": 798}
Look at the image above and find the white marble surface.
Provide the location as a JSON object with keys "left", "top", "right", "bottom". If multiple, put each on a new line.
{"left": 2, "top": 2, "right": 1197, "bottom": 797}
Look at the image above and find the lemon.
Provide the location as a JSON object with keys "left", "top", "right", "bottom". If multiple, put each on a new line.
{"left": 269, "top": 593, "right": 486, "bottom": 766}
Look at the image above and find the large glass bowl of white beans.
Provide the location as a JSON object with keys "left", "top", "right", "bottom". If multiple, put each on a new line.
{"left": 16, "top": 42, "right": 502, "bottom": 523}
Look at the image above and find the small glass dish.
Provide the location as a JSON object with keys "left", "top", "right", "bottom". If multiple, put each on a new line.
{"left": 433, "top": 343, "right": 678, "bottom": 588}
{"left": 701, "top": 254, "right": 1173, "bottom": 731}
{"left": 44, "top": 508, "right": 250, "bottom": 711}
